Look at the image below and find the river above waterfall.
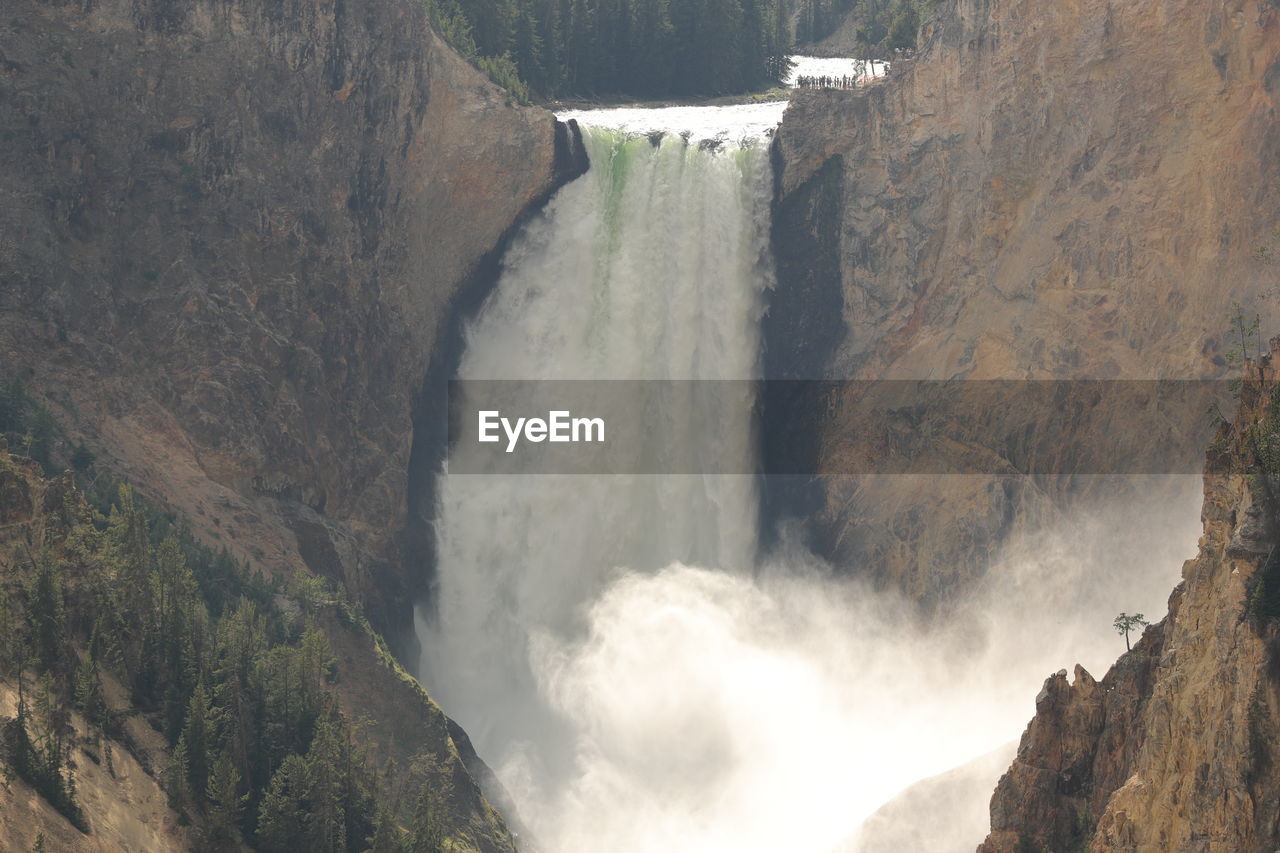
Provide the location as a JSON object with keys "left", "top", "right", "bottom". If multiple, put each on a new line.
{"left": 558, "top": 101, "right": 788, "bottom": 143}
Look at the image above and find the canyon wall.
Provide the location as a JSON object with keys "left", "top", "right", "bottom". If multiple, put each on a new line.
{"left": 768, "top": 0, "right": 1280, "bottom": 602}
{"left": 0, "top": 0, "right": 586, "bottom": 844}
{"left": 772, "top": 3, "right": 1280, "bottom": 841}
{"left": 0, "top": 0, "right": 583, "bottom": 645}
{"left": 979, "top": 346, "right": 1280, "bottom": 852}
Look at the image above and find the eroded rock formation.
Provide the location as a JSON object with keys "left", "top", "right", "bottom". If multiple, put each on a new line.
{"left": 979, "top": 343, "right": 1280, "bottom": 852}
{"left": 0, "top": 0, "right": 584, "bottom": 650}
{"left": 768, "top": 0, "right": 1280, "bottom": 602}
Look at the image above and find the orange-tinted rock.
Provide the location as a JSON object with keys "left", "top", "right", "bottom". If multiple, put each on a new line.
{"left": 769, "top": 0, "right": 1280, "bottom": 606}
{"left": 980, "top": 346, "right": 1280, "bottom": 852}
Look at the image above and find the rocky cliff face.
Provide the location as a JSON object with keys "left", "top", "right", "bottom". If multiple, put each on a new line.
{"left": 768, "top": 0, "right": 1280, "bottom": 601}
{"left": 0, "top": 0, "right": 584, "bottom": 649}
{"left": 979, "top": 344, "right": 1280, "bottom": 852}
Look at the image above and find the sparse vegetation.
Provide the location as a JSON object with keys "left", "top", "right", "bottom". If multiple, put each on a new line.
{"left": 1113, "top": 612, "right": 1149, "bottom": 651}
{"left": 2, "top": 674, "right": 88, "bottom": 832}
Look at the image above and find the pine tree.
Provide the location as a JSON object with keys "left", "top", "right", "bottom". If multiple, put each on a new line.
{"left": 8, "top": 677, "right": 88, "bottom": 831}
{"left": 25, "top": 549, "right": 65, "bottom": 672}
{"left": 366, "top": 757, "right": 406, "bottom": 853}
{"left": 565, "top": 0, "right": 594, "bottom": 91}
{"left": 107, "top": 485, "right": 151, "bottom": 592}
{"left": 207, "top": 751, "right": 247, "bottom": 848}
{"left": 406, "top": 782, "right": 445, "bottom": 853}
{"left": 512, "top": 3, "right": 547, "bottom": 92}
{"left": 886, "top": 0, "right": 918, "bottom": 50}
{"left": 629, "top": 0, "right": 675, "bottom": 93}
{"left": 304, "top": 712, "right": 348, "bottom": 853}
{"left": 154, "top": 535, "right": 201, "bottom": 733}
{"left": 211, "top": 606, "right": 260, "bottom": 808}
{"left": 72, "top": 646, "right": 107, "bottom": 738}
{"left": 535, "top": 0, "right": 566, "bottom": 94}
{"left": 180, "top": 680, "right": 215, "bottom": 797}
{"left": 0, "top": 576, "right": 17, "bottom": 678}
{"left": 256, "top": 755, "right": 309, "bottom": 853}
{"left": 106, "top": 484, "right": 155, "bottom": 692}
{"left": 367, "top": 804, "right": 405, "bottom": 853}
{"left": 0, "top": 457, "right": 482, "bottom": 853}
{"left": 165, "top": 735, "right": 192, "bottom": 811}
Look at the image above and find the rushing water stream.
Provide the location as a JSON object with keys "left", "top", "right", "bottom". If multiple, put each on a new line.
{"left": 420, "top": 115, "right": 773, "bottom": 777}
{"left": 416, "top": 104, "right": 1200, "bottom": 852}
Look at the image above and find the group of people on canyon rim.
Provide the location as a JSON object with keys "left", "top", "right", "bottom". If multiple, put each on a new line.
{"left": 792, "top": 74, "right": 871, "bottom": 89}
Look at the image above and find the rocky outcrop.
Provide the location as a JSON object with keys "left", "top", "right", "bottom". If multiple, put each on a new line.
{"left": 0, "top": 0, "right": 584, "bottom": 651}
{"left": 979, "top": 343, "right": 1280, "bottom": 852}
{"left": 768, "top": 0, "right": 1280, "bottom": 600}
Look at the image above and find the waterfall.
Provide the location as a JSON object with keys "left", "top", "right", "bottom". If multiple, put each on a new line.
{"left": 416, "top": 107, "right": 1200, "bottom": 853}
{"left": 418, "top": 119, "right": 774, "bottom": 800}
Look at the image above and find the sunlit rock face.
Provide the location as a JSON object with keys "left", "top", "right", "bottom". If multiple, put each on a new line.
{"left": 767, "top": 0, "right": 1280, "bottom": 604}
{"left": 0, "top": 0, "right": 579, "bottom": 640}
{"left": 981, "top": 347, "right": 1280, "bottom": 852}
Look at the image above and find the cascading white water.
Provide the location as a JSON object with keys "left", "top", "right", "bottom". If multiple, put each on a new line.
{"left": 419, "top": 114, "right": 775, "bottom": 783}
{"left": 417, "top": 105, "right": 1202, "bottom": 853}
